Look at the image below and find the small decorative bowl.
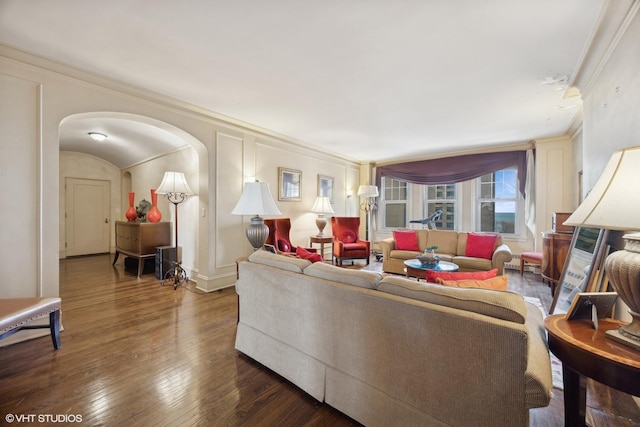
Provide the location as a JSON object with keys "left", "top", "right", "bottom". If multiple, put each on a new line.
{"left": 417, "top": 254, "right": 440, "bottom": 266}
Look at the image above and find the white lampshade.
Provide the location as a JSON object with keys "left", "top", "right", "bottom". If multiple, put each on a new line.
{"left": 232, "top": 181, "right": 281, "bottom": 250}
{"left": 156, "top": 171, "right": 193, "bottom": 196}
{"left": 357, "top": 185, "right": 379, "bottom": 197}
{"left": 311, "top": 196, "right": 335, "bottom": 214}
{"left": 231, "top": 181, "right": 282, "bottom": 216}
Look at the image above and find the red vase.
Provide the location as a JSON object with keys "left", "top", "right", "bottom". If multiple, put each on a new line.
{"left": 147, "top": 189, "right": 162, "bottom": 223}
{"left": 125, "top": 192, "right": 138, "bottom": 222}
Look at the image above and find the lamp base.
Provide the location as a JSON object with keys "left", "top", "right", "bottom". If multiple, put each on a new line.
{"left": 604, "top": 233, "right": 640, "bottom": 351}
{"left": 315, "top": 215, "right": 327, "bottom": 237}
{"left": 246, "top": 216, "right": 269, "bottom": 250}
{"left": 606, "top": 328, "right": 640, "bottom": 351}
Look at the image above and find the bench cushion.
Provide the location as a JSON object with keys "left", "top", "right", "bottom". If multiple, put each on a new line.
{"left": 0, "top": 298, "right": 62, "bottom": 334}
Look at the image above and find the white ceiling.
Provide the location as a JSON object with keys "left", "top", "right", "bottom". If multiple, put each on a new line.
{"left": 0, "top": 0, "right": 606, "bottom": 166}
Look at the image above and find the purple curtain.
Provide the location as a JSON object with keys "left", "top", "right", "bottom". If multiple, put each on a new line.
{"left": 375, "top": 150, "right": 528, "bottom": 196}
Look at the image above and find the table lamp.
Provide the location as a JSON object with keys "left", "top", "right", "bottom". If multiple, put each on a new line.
{"left": 310, "top": 196, "right": 334, "bottom": 237}
{"left": 563, "top": 146, "right": 640, "bottom": 350}
{"left": 231, "top": 181, "right": 281, "bottom": 250}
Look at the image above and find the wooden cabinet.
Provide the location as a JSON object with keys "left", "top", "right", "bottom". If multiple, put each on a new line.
{"left": 541, "top": 231, "right": 573, "bottom": 290}
{"left": 113, "top": 221, "right": 171, "bottom": 278}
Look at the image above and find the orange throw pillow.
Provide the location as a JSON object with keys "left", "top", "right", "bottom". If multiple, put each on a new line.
{"left": 393, "top": 230, "right": 419, "bottom": 251}
{"left": 436, "top": 275, "right": 508, "bottom": 291}
{"left": 426, "top": 268, "right": 498, "bottom": 283}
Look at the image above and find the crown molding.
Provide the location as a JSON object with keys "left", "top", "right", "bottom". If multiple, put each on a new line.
{"left": 569, "top": 0, "right": 640, "bottom": 96}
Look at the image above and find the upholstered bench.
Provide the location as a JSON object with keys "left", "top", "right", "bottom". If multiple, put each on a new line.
{"left": 0, "top": 298, "right": 62, "bottom": 350}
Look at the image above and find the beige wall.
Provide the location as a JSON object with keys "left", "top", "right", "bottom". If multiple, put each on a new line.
{"left": 580, "top": 3, "right": 640, "bottom": 185}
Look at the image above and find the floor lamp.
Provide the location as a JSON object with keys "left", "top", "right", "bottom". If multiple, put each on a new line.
{"left": 357, "top": 185, "right": 379, "bottom": 241}
{"left": 156, "top": 171, "right": 193, "bottom": 290}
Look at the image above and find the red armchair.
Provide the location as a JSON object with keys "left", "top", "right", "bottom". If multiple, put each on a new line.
{"left": 331, "top": 216, "right": 370, "bottom": 266}
{"left": 264, "top": 218, "right": 317, "bottom": 256}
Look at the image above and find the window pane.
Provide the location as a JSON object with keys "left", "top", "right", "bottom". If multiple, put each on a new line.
{"left": 384, "top": 179, "right": 407, "bottom": 201}
{"left": 427, "top": 202, "right": 455, "bottom": 230}
{"left": 480, "top": 201, "right": 515, "bottom": 233}
{"left": 385, "top": 203, "right": 406, "bottom": 228}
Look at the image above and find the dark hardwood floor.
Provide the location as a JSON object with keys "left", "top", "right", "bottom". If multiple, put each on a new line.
{"left": 0, "top": 254, "right": 638, "bottom": 426}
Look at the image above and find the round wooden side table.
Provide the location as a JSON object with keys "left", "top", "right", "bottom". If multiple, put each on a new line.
{"left": 544, "top": 315, "right": 640, "bottom": 426}
{"left": 309, "top": 235, "right": 333, "bottom": 261}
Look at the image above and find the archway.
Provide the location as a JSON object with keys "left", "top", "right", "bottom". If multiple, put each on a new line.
{"left": 59, "top": 112, "right": 209, "bottom": 282}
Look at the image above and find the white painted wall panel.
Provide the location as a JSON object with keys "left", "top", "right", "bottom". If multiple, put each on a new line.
{"left": 0, "top": 74, "right": 40, "bottom": 297}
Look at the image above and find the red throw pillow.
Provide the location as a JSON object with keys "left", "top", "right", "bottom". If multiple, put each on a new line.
{"left": 341, "top": 230, "right": 357, "bottom": 243}
{"left": 296, "top": 246, "right": 323, "bottom": 263}
{"left": 465, "top": 233, "right": 498, "bottom": 260}
{"left": 393, "top": 230, "right": 419, "bottom": 251}
{"left": 426, "top": 268, "right": 498, "bottom": 283}
{"left": 277, "top": 238, "right": 291, "bottom": 253}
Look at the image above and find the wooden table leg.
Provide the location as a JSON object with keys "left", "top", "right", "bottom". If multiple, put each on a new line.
{"left": 112, "top": 250, "right": 120, "bottom": 266}
{"left": 563, "top": 364, "right": 587, "bottom": 427}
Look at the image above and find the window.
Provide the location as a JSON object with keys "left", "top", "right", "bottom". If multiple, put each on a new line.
{"left": 425, "top": 184, "right": 456, "bottom": 230}
{"left": 477, "top": 168, "right": 519, "bottom": 234}
{"left": 382, "top": 178, "right": 408, "bottom": 228}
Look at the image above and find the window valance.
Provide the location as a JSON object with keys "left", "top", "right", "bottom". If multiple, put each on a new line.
{"left": 375, "top": 150, "right": 528, "bottom": 196}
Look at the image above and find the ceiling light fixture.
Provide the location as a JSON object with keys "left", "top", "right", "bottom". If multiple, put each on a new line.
{"left": 88, "top": 132, "right": 107, "bottom": 142}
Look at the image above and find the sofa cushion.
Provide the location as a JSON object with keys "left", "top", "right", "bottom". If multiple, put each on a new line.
{"left": 248, "top": 250, "right": 311, "bottom": 273}
{"left": 465, "top": 232, "right": 498, "bottom": 260}
{"left": 377, "top": 276, "right": 526, "bottom": 323}
{"left": 303, "top": 262, "right": 382, "bottom": 289}
{"left": 393, "top": 230, "right": 419, "bottom": 251}
{"left": 426, "top": 268, "right": 498, "bottom": 283}
{"left": 425, "top": 230, "right": 459, "bottom": 255}
{"left": 436, "top": 275, "right": 508, "bottom": 291}
{"left": 296, "top": 246, "right": 323, "bottom": 263}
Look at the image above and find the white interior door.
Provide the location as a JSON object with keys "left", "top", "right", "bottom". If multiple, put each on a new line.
{"left": 66, "top": 178, "right": 110, "bottom": 256}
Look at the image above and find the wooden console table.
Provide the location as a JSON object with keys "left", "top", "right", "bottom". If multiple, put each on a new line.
{"left": 113, "top": 221, "right": 171, "bottom": 278}
{"left": 545, "top": 315, "right": 640, "bottom": 426}
{"left": 542, "top": 231, "right": 573, "bottom": 293}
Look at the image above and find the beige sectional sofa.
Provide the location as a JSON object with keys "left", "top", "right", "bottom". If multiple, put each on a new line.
{"left": 380, "top": 229, "right": 513, "bottom": 275}
{"left": 235, "top": 250, "right": 552, "bottom": 427}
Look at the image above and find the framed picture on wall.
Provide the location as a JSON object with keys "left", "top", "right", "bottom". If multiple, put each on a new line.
{"left": 279, "top": 167, "right": 302, "bottom": 201}
{"left": 318, "top": 175, "right": 334, "bottom": 203}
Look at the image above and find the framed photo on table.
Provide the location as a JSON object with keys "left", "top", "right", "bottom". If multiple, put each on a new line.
{"left": 318, "top": 174, "right": 334, "bottom": 203}
{"left": 279, "top": 167, "right": 301, "bottom": 201}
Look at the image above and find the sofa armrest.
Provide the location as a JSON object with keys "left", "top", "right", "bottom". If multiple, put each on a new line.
{"left": 379, "top": 238, "right": 395, "bottom": 258}
{"left": 523, "top": 302, "right": 553, "bottom": 408}
{"left": 492, "top": 243, "right": 513, "bottom": 275}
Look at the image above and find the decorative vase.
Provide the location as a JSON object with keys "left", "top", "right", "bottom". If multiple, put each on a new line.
{"left": 604, "top": 233, "right": 640, "bottom": 349}
{"left": 147, "top": 189, "right": 162, "bottom": 223}
{"left": 125, "top": 192, "right": 138, "bottom": 222}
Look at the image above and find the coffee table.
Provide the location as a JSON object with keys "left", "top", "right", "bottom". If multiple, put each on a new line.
{"left": 404, "top": 259, "right": 459, "bottom": 280}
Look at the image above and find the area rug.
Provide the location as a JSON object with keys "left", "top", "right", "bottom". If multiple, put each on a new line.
{"left": 524, "top": 296, "right": 563, "bottom": 390}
